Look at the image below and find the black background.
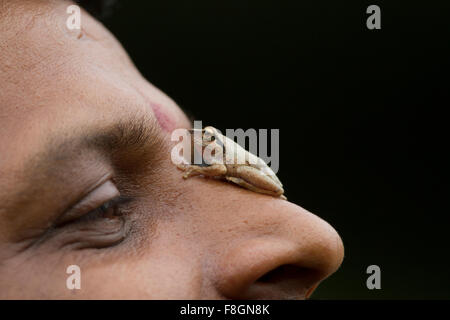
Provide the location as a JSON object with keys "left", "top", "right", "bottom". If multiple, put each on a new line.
{"left": 99, "top": 0, "right": 450, "bottom": 299}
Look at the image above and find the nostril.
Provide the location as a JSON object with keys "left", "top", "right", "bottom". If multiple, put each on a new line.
{"left": 256, "top": 265, "right": 321, "bottom": 286}
{"left": 215, "top": 211, "right": 344, "bottom": 300}
{"left": 250, "top": 264, "right": 325, "bottom": 299}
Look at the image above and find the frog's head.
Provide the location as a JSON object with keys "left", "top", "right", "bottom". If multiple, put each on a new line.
{"left": 187, "top": 127, "right": 224, "bottom": 165}
{"left": 188, "top": 126, "right": 220, "bottom": 147}
{"left": 202, "top": 126, "right": 218, "bottom": 145}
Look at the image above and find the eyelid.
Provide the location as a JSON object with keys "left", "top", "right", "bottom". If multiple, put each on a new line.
{"left": 55, "top": 180, "right": 120, "bottom": 226}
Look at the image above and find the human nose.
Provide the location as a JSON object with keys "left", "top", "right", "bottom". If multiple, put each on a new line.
{"left": 213, "top": 198, "right": 344, "bottom": 299}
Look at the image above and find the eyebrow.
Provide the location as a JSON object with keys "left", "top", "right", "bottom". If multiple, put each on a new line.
{"left": 4, "top": 115, "right": 163, "bottom": 213}
{"left": 43, "top": 115, "right": 163, "bottom": 166}
{"left": 82, "top": 115, "right": 162, "bottom": 159}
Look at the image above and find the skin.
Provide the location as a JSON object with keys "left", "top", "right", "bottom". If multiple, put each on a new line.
{"left": 0, "top": 0, "right": 344, "bottom": 299}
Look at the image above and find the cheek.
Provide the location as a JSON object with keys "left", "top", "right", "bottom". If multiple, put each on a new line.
{"left": 0, "top": 253, "right": 72, "bottom": 299}
{"left": 120, "top": 254, "right": 204, "bottom": 299}
{"left": 127, "top": 221, "right": 206, "bottom": 298}
{"left": 0, "top": 241, "right": 206, "bottom": 299}
{"left": 77, "top": 216, "right": 207, "bottom": 299}
{"left": 76, "top": 245, "right": 206, "bottom": 298}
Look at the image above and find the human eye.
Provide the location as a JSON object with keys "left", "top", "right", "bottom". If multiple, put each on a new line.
{"left": 56, "top": 180, "right": 126, "bottom": 225}
{"left": 81, "top": 196, "right": 125, "bottom": 221}
{"left": 40, "top": 180, "right": 133, "bottom": 250}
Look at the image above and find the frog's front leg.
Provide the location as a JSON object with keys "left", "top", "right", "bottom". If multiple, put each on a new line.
{"left": 177, "top": 163, "right": 227, "bottom": 179}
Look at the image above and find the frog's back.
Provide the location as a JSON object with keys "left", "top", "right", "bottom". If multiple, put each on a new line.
{"left": 221, "top": 135, "right": 282, "bottom": 186}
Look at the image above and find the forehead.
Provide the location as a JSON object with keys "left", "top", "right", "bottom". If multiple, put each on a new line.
{"left": 0, "top": 2, "right": 136, "bottom": 107}
{"left": 0, "top": 2, "right": 142, "bottom": 149}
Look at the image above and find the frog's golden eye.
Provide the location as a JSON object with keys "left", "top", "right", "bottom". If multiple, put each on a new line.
{"left": 202, "top": 130, "right": 215, "bottom": 142}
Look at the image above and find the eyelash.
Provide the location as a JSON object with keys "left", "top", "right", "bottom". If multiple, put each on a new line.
{"left": 78, "top": 196, "right": 130, "bottom": 223}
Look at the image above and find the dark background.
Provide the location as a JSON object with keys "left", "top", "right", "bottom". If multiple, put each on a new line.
{"left": 98, "top": 0, "right": 449, "bottom": 299}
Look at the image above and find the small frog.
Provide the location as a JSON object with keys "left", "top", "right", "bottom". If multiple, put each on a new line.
{"left": 177, "top": 126, "right": 286, "bottom": 199}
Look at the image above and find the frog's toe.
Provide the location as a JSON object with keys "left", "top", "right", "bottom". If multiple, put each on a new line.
{"left": 182, "top": 170, "right": 194, "bottom": 179}
{"left": 177, "top": 163, "right": 187, "bottom": 170}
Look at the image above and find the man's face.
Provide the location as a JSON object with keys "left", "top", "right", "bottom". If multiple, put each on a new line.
{"left": 0, "top": 1, "right": 343, "bottom": 299}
